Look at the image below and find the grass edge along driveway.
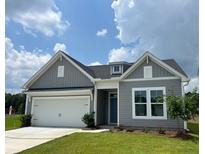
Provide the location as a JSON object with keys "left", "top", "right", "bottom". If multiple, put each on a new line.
{"left": 19, "top": 131, "right": 198, "bottom": 154}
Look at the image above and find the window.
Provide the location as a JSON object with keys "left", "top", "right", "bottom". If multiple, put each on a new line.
{"left": 57, "top": 66, "right": 64, "bottom": 77}
{"left": 134, "top": 91, "right": 147, "bottom": 116}
{"left": 144, "top": 66, "right": 152, "bottom": 78}
{"left": 151, "top": 90, "right": 164, "bottom": 116}
{"left": 132, "top": 87, "right": 166, "bottom": 119}
{"left": 112, "top": 65, "right": 122, "bottom": 74}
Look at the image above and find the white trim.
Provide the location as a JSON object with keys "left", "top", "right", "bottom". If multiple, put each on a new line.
{"left": 112, "top": 65, "right": 122, "bottom": 74}
{"left": 93, "top": 78, "right": 120, "bottom": 82}
{"left": 25, "top": 95, "right": 29, "bottom": 114}
{"left": 96, "top": 81, "right": 118, "bottom": 89}
{"left": 61, "top": 52, "right": 94, "bottom": 82}
{"left": 25, "top": 89, "right": 92, "bottom": 96}
{"left": 23, "top": 51, "right": 94, "bottom": 89}
{"left": 108, "top": 92, "right": 117, "bottom": 124}
{"left": 121, "top": 52, "right": 189, "bottom": 82}
{"left": 181, "top": 81, "right": 189, "bottom": 130}
{"left": 122, "top": 77, "right": 180, "bottom": 82}
{"left": 117, "top": 82, "right": 120, "bottom": 126}
{"left": 22, "top": 52, "right": 61, "bottom": 89}
{"left": 132, "top": 87, "right": 167, "bottom": 120}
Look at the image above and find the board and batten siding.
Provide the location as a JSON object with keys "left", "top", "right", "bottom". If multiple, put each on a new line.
{"left": 119, "top": 79, "right": 183, "bottom": 129}
{"left": 126, "top": 59, "right": 174, "bottom": 79}
{"left": 30, "top": 57, "right": 93, "bottom": 89}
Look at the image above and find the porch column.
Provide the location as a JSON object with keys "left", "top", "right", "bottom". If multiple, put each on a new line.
{"left": 94, "top": 84, "right": 97, "bottom": 125}
{"left": 25, "top": 95, "right": 29, "bottom": 115}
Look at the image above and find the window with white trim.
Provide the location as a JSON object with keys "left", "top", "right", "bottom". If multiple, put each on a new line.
{"left": 134, "top": 90, "right": 147, "bottom": 116}
{"left": 132, "top": 87, "right": 167, "bottom": 119}
{"left": 57, "top": 66, "right": 64, "bottom": 77}
{"left": 112, "top": 65, "right": 122, "bottom": 74}
{"left": 144, "top": 66, "right": 152, "bottom": 78}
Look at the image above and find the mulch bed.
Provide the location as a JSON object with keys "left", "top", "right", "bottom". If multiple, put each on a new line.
{"left": 109, "top": 127, "right": 192, "bottom": 139}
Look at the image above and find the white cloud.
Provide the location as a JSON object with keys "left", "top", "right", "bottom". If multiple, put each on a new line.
{"left": 128, "top": 0, "right": 135, "bottom": 8}
{"left": 185, "top": 77, "right": 199, "bottom": 93}
{"left": 108, "top": 47, "right": 142, "bottom": 62}
{"left": 6, "top": 0, "right": 70, "bottom": 37}
{"left": 53, "top": 43, "right": 67, "bottom": 53}
{"left": 5, "top": 37, "right": 51, "bottom": 93}
{"left": 111, "top": 0, "right": 198, "bottom": 77}
{"left": 89, "top": 61, "right": 102, "bottom": 66}
{"left": 96, "top": 28, "right": 108, "bottom": 37}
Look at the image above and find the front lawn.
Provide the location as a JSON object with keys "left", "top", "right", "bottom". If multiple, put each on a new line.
{"left": 19, "top": 132, "right": 198, "bottom": 154}
{"left": 5, "top": 115, "right": 22, "bottom": 131}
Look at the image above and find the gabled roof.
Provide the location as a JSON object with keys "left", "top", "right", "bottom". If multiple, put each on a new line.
{"left": 120, "top": 52, "right": 189, "bottom": 81}
{"left": 22, "top": 51, "right": 95, "bottom": 89}
{"left": 23, "top": 51, "right": 189, "bottom": 89}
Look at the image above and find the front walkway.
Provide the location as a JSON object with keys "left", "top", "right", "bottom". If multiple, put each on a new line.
{"left": 6, "top": 127, "right": 108, "bottom": 154}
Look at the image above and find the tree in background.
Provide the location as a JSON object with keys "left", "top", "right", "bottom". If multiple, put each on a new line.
{"left": 5, "top": 93, "right": 26, "bottom": 114}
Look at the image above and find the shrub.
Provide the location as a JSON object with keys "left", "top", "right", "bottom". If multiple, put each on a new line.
{"left": 158, "top": 128, "right": 166, "bottom": 135}
{"left": 82, "top": 112, "right": 95, "bottom": 128}
{"left": 20, "top": 114, "right": 32, "bottom": 127}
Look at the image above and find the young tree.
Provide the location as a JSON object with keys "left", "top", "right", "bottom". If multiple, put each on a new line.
{"left": 166, "top": 92, "right": 199, "bottom": 130}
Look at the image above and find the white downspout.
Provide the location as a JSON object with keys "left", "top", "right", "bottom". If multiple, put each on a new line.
{"left": 182, "top": 81, "right": 189, "bottom": 130}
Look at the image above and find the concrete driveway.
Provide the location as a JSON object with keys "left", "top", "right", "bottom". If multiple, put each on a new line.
{"left": 5, "top": 127, "right": 81, "bottom": 154}
{"left": 6, "top": 127, "right": 108, "bottom": 154}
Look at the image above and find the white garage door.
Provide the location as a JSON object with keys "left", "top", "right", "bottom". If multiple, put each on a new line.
{"left": 31, "top": 96, "right": 90, "bottom": 127}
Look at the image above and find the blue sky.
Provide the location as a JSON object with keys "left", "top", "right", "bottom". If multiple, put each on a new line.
{"left": 5, "top": 0, "right": 199, "bottom": 93}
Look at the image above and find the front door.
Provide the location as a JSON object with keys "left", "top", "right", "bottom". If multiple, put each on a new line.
{"left": 109, "top": 93, "right": 117, "bottom": 123}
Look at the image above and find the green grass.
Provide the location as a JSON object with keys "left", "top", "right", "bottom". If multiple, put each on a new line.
{"left": 188, "top": 122, "right": 199, "bottom": 135}
{"left": 5, "top": 115, "right": 22, "bottom": 131}
{"left": 19, "top": 132, "right": 198, "bottom": 154}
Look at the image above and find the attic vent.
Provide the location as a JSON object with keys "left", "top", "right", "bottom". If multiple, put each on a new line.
{"left": 58, "top": 66, "right": 64, "bottom": 77}
{"left": 144, "top": 66, "right": 152, "bottom": 78}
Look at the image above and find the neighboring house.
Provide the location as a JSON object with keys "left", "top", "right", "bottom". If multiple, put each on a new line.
{"left": 23, "top": 51, "right": 189, "bottom": 129}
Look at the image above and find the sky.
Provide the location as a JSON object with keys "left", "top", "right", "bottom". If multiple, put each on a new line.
{"left": 5, "top": 0, "right": 199, "bottom": 93}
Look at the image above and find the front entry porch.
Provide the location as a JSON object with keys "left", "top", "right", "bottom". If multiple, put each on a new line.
{"left": 96, "top": 89, "right": 118, "bottom": 126}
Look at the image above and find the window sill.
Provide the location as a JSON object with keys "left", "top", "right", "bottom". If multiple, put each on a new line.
{"left": 132, "top": 116, "right": 167, "bottom": 120}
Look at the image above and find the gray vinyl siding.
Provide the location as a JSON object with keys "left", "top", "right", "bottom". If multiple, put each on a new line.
{"left": 119, "top": 79, "right": 184, "bottom": 129}
{"left": 30, "top": 57, "right": 93, "bottom": 89}
{"left": 126, "top": 59, "right": 174, "bottom": 79}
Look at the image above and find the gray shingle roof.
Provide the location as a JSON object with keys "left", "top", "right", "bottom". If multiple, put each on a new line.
{"left": 63, "top": 51, "right": 188, "bottom": 79}
{"left": 162, "top": 59, "right": 188, "bottom": 77}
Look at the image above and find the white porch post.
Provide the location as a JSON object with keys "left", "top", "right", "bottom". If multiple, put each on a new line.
{"left": 25, "top": 95, "right": 29, "bottom": 115}
{"left": 94, "top": 84, "right": 97, "bottom": 125}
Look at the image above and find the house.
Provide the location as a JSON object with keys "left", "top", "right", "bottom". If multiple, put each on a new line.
{"left": 23, "top": 51, "right": 189, "bottom": 129}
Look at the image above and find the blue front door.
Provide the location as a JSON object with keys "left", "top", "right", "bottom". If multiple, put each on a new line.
{"left": 110, "top": 93, "right": 117, "bottom": 123}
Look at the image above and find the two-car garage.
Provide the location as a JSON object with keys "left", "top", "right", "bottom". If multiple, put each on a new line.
{"left": 29, "top": 94, "right": 91, "bottom": 127}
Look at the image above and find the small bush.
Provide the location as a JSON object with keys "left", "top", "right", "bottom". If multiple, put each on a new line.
{"left": 82, "top": 112, "right": 95, "bottom": 128}
{"left": 20, "top": 114, "right": 32, "bottom": 127}
{"left": 158, "top": 128, "right": 166, "bottom": 135}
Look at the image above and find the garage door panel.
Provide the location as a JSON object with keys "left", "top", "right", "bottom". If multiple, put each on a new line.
{"left": 32, "top": 96, "right": 90, "bottom": 127}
